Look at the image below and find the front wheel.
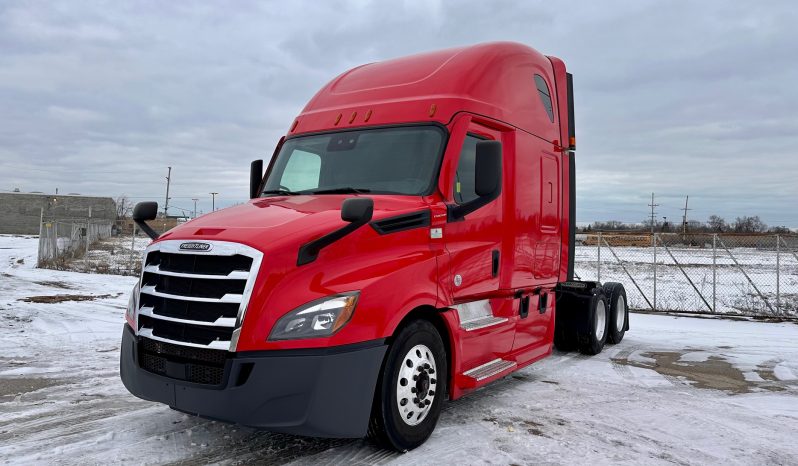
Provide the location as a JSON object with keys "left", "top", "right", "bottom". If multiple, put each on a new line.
{"left": 368, "top": 319, "right": 447, "bottom": 451}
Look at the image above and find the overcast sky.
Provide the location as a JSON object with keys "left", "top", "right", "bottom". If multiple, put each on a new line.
{"left": 1, "top": 1, "right": 796, "bottom": 226}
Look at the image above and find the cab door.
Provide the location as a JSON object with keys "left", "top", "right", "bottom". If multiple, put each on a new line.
{"left": 445, "top": 122, "right": 503, "bottom": 300}
{"left": 442, "top": 118, "right": 516, "bottom": 367}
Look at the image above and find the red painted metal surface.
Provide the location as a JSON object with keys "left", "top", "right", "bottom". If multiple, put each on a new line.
{"left": 148, "top": 42, "right": 573, "bottom": 397}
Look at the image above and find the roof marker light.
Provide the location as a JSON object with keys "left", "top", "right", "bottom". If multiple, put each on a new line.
{"left": 349, "top": 111, "right": 357, "bottom": 124}
{"left": 429, "top": 103, "right": 437, "bottom": 117}
{"left": 364, "top": 109, "right": 372, "bottom": 122}
{"left": 334, "top": 113, "right": 342, "bottom": 125}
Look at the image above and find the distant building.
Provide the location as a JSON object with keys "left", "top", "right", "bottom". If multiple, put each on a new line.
{"left": 0, "top": 192, "right": 116, "bottom": 235}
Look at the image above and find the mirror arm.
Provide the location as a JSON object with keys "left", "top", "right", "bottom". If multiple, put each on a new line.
{"left": 297, "top": 219, "right": 365, "bottom": 266}
{"left": 135, "top": 219, "right": 160, "bottom": 241}
{"left": 446, "top": 188, "right": 501, "bottom": 222}
{"left": 297, "top": 198, "right": 374, "bottom": 266}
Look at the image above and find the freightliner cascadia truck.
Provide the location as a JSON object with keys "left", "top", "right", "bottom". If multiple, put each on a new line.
{"left": 121, "top": 42, "right": 629, "bottom": 451}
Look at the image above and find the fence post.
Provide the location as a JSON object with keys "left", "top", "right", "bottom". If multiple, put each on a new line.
{"left": 130, "top": 223, "right": 137, "bottom": 274}
{"left": 712, "top": 234, "right": 717, "bottom": 313}
{"left": 776, "top": 235, "right": 781, "bottom": 313}
{"left": 653, "top": 233, "right": 657, "bottom": 312}
{"left": 86, "top": 221, "right": 91, "bottom": 256}
{"left": 37, "top": 208, "right": 44, "bottom": 266}
{"left": 597, "top": 232, "right": 602, "bottom": 282}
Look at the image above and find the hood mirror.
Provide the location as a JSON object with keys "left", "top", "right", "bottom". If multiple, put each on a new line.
{"left": 132, "top": 201, "right": 160, "bottom": 240}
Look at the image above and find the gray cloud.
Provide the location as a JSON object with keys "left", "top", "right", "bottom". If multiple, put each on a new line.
{"left": 1, "top": 0, "right": 796, "bottom": 226}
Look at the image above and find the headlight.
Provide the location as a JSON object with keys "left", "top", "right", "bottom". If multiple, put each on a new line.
{"left": 268, "top": 292, "right": 359, "bottom": 341}
{"left": 125, "top": 280, "right": 140, "bottom": 332}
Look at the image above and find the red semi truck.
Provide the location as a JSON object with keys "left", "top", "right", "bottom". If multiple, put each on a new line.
{"left": 121, "top": 42, "right": 629, "bottom": 451}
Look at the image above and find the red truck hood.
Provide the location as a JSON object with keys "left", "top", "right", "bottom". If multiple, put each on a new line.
{"left": 156, "top": 195, "right": 430, "bottom": 252}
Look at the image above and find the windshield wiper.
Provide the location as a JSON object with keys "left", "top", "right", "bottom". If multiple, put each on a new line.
{"left": 310, "top": 187, "right": 372, "bottom": 195}
{"left": 261, "top": 188, "right": 302, "bottom": 196}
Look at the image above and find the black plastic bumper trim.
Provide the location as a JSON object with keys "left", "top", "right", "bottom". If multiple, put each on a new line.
{"left": 120, "top": 325, "right": 387, "bottom": 438}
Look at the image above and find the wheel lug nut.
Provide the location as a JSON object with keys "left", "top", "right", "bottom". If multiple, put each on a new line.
{"left": 413, "top": 397, "right": 419, "bottom": 404}
{"left": 429, "top": 369, "right": 435, "bottom": 374}
{"left": 425, "top": 399, "right": 431, "bottom": 406}
{"left": 410, "top": 387, "right": 416, "bottom": 393}
{"left": 431, "top": 378, "right": 436, "bottom": 384}
{"left": 413, "top": 375, "right": 418, "bottom": 381}
{"left": 400, "top": 398, "right": 408, "bottom": 406}
{"left": 424, "top": 363, "right": 430, "bottom": 369}
{"left": 429, "top": 390, "right": 435, "bottom": 396}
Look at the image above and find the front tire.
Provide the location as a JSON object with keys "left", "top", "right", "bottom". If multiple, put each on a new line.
{"left": 368, "top": 319, "right": 447, "bottom": 451}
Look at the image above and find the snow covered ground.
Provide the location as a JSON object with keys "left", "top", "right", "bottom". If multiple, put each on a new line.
{"left": 2, "top": 234, "right": 798, "bottom": 465}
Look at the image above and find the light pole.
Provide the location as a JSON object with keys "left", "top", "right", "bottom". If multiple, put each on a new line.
{"left": 192, "top": 198, "right": 199, "bottom": 219}
{"left": 210, "top": 192, "right": 218, "bottom": 211}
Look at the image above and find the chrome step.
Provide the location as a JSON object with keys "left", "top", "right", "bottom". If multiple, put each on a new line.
{"left": 463, "top": 358, "right": 517, "bottom": 381}
{"left": 460, "top": 316, "right": 508, "bottom": 331}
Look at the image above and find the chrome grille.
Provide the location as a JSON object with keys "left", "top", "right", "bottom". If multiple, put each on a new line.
{"left": 134, "top": 240, "right": 263, "bottom": 352}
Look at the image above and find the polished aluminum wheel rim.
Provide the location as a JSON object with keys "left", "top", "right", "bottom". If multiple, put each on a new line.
{"left": 616, "top": 295, "right": 626, "bottom": 331}
{"left": 396, "top": 344, "right": 437, "bottom": 426}
{"left": 595, "top": 300, "right": 607, "bottom": 341}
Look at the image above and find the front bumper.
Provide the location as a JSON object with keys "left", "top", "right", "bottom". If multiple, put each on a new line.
{"left": 119, "top": 325, "right": 387, "bottom": 438}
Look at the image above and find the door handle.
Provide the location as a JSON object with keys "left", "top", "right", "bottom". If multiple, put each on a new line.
{"left": 491, "top": 249, "right": 500, "bottom": 278}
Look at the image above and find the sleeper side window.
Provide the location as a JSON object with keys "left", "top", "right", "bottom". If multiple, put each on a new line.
{"left": 453, "top": 134, "right": 484, "bottom": 204}
{"left": 534, "top": 74, "right": 555, "bottom": 123}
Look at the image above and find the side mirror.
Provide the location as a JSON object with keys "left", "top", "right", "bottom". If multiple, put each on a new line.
{"left": 132, "top": 201, "right": 160, "bottom": 240}
{"left": 341, "top": 198, "right": 374, "bottom": 223}
{"left": 448, "top": 140, "right": 502, "bottom": 220}
{"left": 250, "top": 159, "right": 263, "bottom": 199}
{"left": 474, "top": 141, "right": 502, "bottom": 197}
{"left": 133, "top": 202, "right": 158, "bottom": 222}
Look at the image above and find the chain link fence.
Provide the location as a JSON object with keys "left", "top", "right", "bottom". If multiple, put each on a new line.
{"left": 37, "top": 218, "right": 113, "bottom": 268}
{"left": 575, "top": 233, "right": 798, "bottom": 317}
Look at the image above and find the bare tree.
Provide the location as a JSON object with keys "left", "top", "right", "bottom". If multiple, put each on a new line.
{"left": 732, "top": 215, "right": 767, "bottom": 233}
{"left": 706, "top": 215, "right": 727, "bottom": 232}
{"left": 115, "top": 195, "right": 132, "bottom": 220}
{"left": 768, "top": 225, "right": 792, "bottom": 234}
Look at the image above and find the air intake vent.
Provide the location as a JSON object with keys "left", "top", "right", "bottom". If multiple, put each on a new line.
{"left": 370, "top": 210, "right": 431, "bottom": 235}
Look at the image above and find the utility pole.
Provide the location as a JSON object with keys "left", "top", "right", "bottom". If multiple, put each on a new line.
{"left": 648, "top": 192, "right": 659, "bottom": 245}
{"left": 210, "top": 192, "right": 218, "bottom": 211}
{"left": 164, "top": 166, "right": 172, "bottom": 218}
{"left": 192, "top": 198, "right": 199, "bottom": 219}
{"left": 681, "top": 195, "right": 691, "bottom": 235}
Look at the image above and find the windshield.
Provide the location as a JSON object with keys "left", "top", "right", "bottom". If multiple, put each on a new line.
{"left": 262, "top": 126, "right": 445, "bottom": 196}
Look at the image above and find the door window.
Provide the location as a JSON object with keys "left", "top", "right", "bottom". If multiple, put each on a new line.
{"left": 453, "top": 134, "right": 485, "bottom": 204}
